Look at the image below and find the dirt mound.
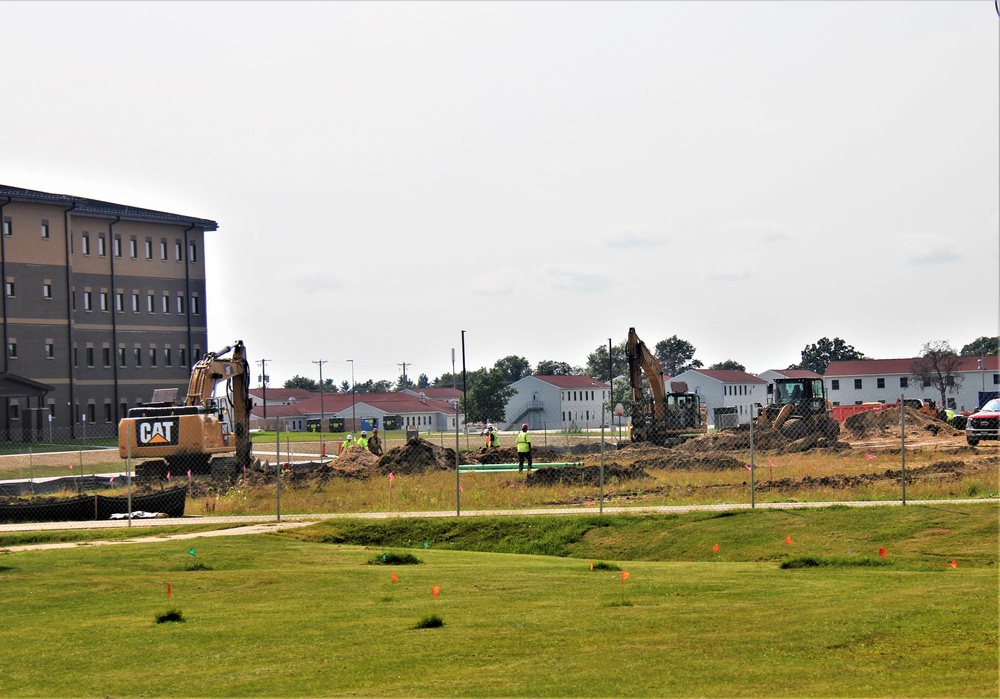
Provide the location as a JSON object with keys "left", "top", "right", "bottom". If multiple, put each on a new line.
{"left": 526, "top": 463, "right": 652, "bottom": 487}
{"left": 633, "top": 453, "right": 748, "bottom": 471}
{"left": 465, "top": 446, "right": 565, "bottom": 465}
{"left": 844, "top": 406, "right": 963, "bottom": 439}
{"left": 377, "top": 438, "right": 458, "bottom": 475}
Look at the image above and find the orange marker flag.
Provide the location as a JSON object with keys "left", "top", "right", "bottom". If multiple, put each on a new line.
{"left": 948, "top": 560, "right": 958, "bottom": 569}
{"left": 166, "top": 582, "right": 172, "bottom": 597}
{"left": 785, "top": 535, "right": 794, "bottom": 545}
{"left": 589, "top": 561, "right": 594, "bottom": 570}
{"left": 432, "top": 586, "right": 440, "bottom": 598}
{"left": 878, "top": 547, "right": 887, "bottom": 558}
{"left": 391, "top": 572, "right": 399, "bottom": 583}
{"left": 713, "top": 544, "right": 719, "bottom": 552}
{"left": 621, "top": 571, "right": 630, "bottom": 581}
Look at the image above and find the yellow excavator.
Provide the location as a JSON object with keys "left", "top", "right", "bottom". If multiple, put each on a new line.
{"left": 755, "top": 377, "right": 840, "bottom": 441}
{"left": 626, "top": 327, "right": 707, "bottom": 446}
{"left": 118, "top": 341, "right": 254, "bottom": 475}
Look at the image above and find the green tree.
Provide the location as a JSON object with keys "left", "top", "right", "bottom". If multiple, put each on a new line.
{"left": 536, "top": 359, "right": 575, "bottom": 375}
{"left": 654, "top": 336, "right": 703, "bottom": 376}
{"left": 494, "top": 355, "right": 532, "bottom": 384}
{"left": 372, "top": 379, "right": 393, "bottom": 393}
{"left": 416, "top": 373, "right": 430, "bottom": 388}
{"left": 792, "top": 337, "right": 868, "bottom": 374}
{"left": 911, "top": 341, "right": 963, "bottom": 410}
{"left": 709, "top": 360, "right": 746, "bottom": 371}
{"left": 462, "top": 368, "right": 516, "bottom": 424}
{"left": 339, "top": 380, "right": 351, "bottom": 393}
{"left": 586, "top": 341, "right": 628, "bottom": 381}
{"left": 284, "top": 375, "right": 318, "bottom": 391}
{"left": 960, "top": 336, "right": 999, "bottom": 357}
{"left": 395, "top": 374, "right": 414, "bottom": 391}
{"left": 432, "top": 372, "right": 461, "bottom": 388}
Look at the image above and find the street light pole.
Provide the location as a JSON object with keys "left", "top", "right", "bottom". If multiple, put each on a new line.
{"left": 313, "top": 360, "right": 326, "bottom": 433}
{"left": 347, "top": 359, "right": 355, "bottom": 432}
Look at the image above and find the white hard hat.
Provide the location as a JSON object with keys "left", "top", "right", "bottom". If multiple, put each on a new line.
{"left": 362, "top": 430, "right": 367, "bottom": 436}
{"left": 346, "top": 434, "right": 353, "bottom": 439}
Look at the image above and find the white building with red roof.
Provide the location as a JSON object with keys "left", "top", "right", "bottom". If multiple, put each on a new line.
{"left": 251, "top": 390, "right": 462, "bottom": 433}
{"left": 668, "top": 369, "right": 768, "bottom": 427}
{"left": 824, "top": 356, "right": 999, "bottom": 411}
{"left": 503, "top": 375, "right": 610, "bottom": 431}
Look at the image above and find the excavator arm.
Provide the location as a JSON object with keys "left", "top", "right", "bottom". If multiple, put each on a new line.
{"left": 185, "top": 341, "right": 253, "bottom": 468}
{"left": 626, "top": 327, "right": 666, "bottom": 422}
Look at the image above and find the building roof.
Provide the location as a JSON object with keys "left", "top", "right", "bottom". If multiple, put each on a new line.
{"left": 685, "top": 369, "right": 768, "bottom": 384}
{"left": 250, "top": 405, "right": 303, "bottom": 419}
{"left": 403, "top": 387, "right": 462, "bottom": 400}
{"left": 826, "top": 356, "right": 999, "bottom": 377}
{"left": 248, "top": 388, "right": 314, "bottom": 403}
{"left": 527, "top": 375, "right": 609, "bottom": 389}
{"left": 291, "top": 391, "right": 458, "bottom": 416}
{"left": 0, "top": 184, "right": 218, "bottom": 231}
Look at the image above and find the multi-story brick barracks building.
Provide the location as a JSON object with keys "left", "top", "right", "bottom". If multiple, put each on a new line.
{"left": 0, "top": 185, "right": 217, "bottom": 440}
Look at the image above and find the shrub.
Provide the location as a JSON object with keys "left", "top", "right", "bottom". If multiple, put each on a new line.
{"left": 369, "top": 552, "right": 422, "bottom": 565}
{"left": 155, "top": 609, "right": 185, "bottom": 624}
{"left": 414, "top": 614, "right": 444, "bottom": 629}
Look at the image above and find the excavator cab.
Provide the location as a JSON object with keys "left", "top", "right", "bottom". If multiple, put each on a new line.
{"left": 759, "top": 377, "right": 839, "bottom": 440}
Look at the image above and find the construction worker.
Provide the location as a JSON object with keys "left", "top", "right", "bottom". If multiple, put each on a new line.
{"left": 487, "top": 425, "right": 500, "bottom": 448}
{"left": 357, "top": 430, "right": 369, "bottom": 450}
{"left": 516, "top": 423, "right": 532, "bottom": 472}
{"left": 341, "top": 434, "right": 354, "bottom": 453}
{"left": 368, "top": 427, "right": 383, "bottom": 456}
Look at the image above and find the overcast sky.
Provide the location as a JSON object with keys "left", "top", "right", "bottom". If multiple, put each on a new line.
{"left": 3, "top": 1, "right": 997, "bottom": 387}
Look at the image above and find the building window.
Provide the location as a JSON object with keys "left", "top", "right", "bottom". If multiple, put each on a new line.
{"left": 116, "top": 292, "right": 124, "bottom": 312}
{"left": 162, "top": 295, "right": 169, "bottom": 313}
{"left": 192, "top": 348, "right": 201, "bottom": 362}
{"left": 144, "top": 239, "right": 153, "bottom": 259}
{"left": 7, "top": 342, "right": 17, "bottom": 359}
{"left": 132, "top": 293, "right": 139, "bottom": 312}
{"left": 147, "top": 294, "right": 154, "bottom": 313}
{"left": 88, "top": 404, "right": 96, "bottom": 423}
{"left": 73, "top": 345, "right": 78, "bottom": 366}
{"left": 100, "top": 292, "right": 109, "bottom": 312}
{"left": 45, "top": 342, "right": 54, "bottom": 359}
{"left": 854, "top": 379, "right": 862, "bottom": 390}
{"left": 9, "top": 402, "right": 19, "bottom": 420}
{"left": 922, "top": 380, "right": 931, "bottom": 388}
{"left": 118, "top": 347, "right": 126, "bottom": 367}
{"left": 830, "top": 379, "right": 839, "bottom": 390}
{"left": 104, "top": 403, "right": 113, "bottom": 423}
{"left": 41, "top": 220, "right": 50, "bottom": 239}
{"left": 175, "top": 240, "right": 183, "bottom": 261}
{"left": 86, "top": 347, "right": 95, "bottom": 367}
{"left": 4, "top": 281, "right": 14, "bottom": 297}
{"left": 81, "top": 232, "right": 91, "bottom": 255}
{"left": 177, "top": 295, "right": 185, "bottom": 314}
{"left": 149, "top": 348, "right": 157, "bottom": 367}
{"left": 43, "top": 282, "right": 52, "bottom": 299}
{"left": 98, "top": 234, "right": 107, "bottom": 257}
{"left": 114, "top": 236, "right": 122, "bottom": 258}
{"left": 877, "top": 378, "right": 885, "bottom": 389}
{"left": 2, "top": 218, "right": 11, "bottom": 236}
{"left": 134, "top": 348, "right": 142, "bottom": 367}
{"left": 83, "top": 291, "right": 93, "bottom": 311}
{"left": 189, "top": 242, "right": 198, "bottom": 262}
{"left": 164, "top": 348, "right": 172, "bottom": 366}
{"left": 130, "top": 237, "right": 138, "bottom": 258}
{"left": 191, "top": 296, "right": 199, "bottom": 315}
{"left": 160, "top": 239, "right": 168, "bottom": 260}
{"left": 102, "top": 347, "right": 111, "bottom": 367}
{"left": 945, "top": 376, "right": 954, "bottom": 386}
{"left": 993, "top": 374, "right": 998, "bottom": 385}
{"left": 179, "top": 348, "right": 187, "bottom": 367}
{"left": 900, "top": 377, "right": 908, "bottom": 388}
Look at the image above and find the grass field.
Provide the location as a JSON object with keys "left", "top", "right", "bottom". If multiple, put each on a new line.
{"left": 1, "top": 504, "right": 996, "bottom": 697}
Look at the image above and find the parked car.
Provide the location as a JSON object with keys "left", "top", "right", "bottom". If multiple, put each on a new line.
{"left": 965, "top": 398, "right": 1000, "bottom": 446}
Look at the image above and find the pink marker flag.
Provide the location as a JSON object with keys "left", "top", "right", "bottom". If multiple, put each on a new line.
{"left": 879, "top": 547, "right": 887, "bottom": 558}
{"left": 389, "top": 472, "right": 395, "bottom": 483}
{"left": 744, "top": 463, "right": 752, "bottom": 471}
{"left": 621, "top": 571, "right": 630, "bottom": 582}
{"left": 866, "top": 453, "right": 876, "bottom": 460}
{"left": 68, "top": 464, "right": 73, "bottom": 470}
{"left": 713, "top": 544, "right": 720, "bottom": 552}
{"left": 768, "top": 459, "right": 777, "bottom": 468}
{"left": 432, "top": 586, "right": 440, "bottom": 598}
{"left": 589, "top": 561, "right": 594, "bottom": 570}
{"left": 459, "top": 484, "right": 463, "bottom": 492}
{"left": 110, "top": 476, "right": 115, "bottom": 483}
{"left": 785, "top": 535, "right": 794, "bottom": 545}
{"left": 166, "top": 471, "right": 171, "bottom": 480}
{"left": 587, "top": 501, "right": 594, "bottom": 507}
{"left": 948, "top": 560, "right": 958, "bottom": 569}
{"left": 166, "top": 582, "right": 172, "bottom": 597}
{"left": 187, "top": 469, "right": 192, "bottom": 478}
{"left": 391, "top": 572, "right": 399, "bottom": 583}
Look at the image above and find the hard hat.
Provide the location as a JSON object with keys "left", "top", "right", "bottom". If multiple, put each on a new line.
{"left": 361, "top": 430, "right": 367, "bottom": 436}
{"left": 522, "top": 423, "right": 528, "bottom": 430}
{"left": 373, "top": 427, "right": 378, "bottom": 432}
{"left": 346, "top": 434, "right": 352, "bottom": 439}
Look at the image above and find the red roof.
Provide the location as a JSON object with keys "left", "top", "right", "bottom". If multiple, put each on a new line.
{"left": 826, "top": 356, "right": 999, "bottom": 377}
{"left": 248, "top": 388, "right": 314, "bottom": 402}
{"left": 404, "top": 387, "right": 462, "bottom": 400}
{"left": 529, "top": 375, "right": 609, "bottom": 389}
{"left": 765, "top": 369, "right": 823, "bottom": 380}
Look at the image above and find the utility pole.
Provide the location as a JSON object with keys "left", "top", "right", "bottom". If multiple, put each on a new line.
{"left": 257, "top": 359, "right": 270, "bottom": 420}
{"left": 313, "top": 360, "right": 326, "bottom": 433}
{"left": 398, "top": 361, "right": 409, "bottom": 390}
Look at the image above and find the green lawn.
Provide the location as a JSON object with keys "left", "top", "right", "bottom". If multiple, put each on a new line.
{"left": 0, "top": 504, "right": 996, "bottom": 698}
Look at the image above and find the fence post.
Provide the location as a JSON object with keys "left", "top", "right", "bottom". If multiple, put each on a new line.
{"left": 276, "top": 421, "right": 282, "bottom": 523}
{"left": 900, "top": 394, "right": 906, "bottom": 505}
{"left": 599, "top": 421, "right": 605, "bottom": 515}
{"left": 28, "top": 444, "right": 34, "bottom": 495}
{"left": 750, "top": 411, "right": 755, "bottom": 509}
{"left": 126, "top": 423, "right": 133, "bottom": 528}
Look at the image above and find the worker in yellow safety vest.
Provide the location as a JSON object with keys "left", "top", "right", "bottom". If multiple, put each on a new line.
{"left": 516, "top": 423, "right": 532, "bottom": 472}
{"left": 357, "top": 431, "right": 369, "bottom": 450}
